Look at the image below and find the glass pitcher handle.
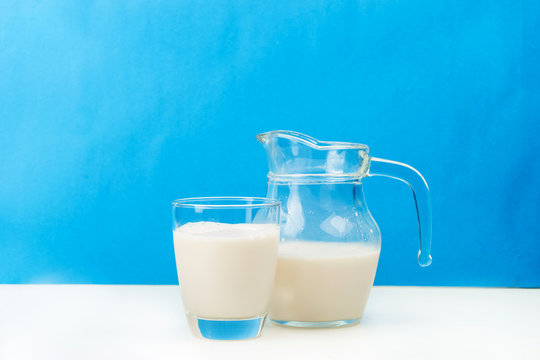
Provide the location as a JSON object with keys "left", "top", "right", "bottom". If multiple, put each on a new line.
{"left": 367, "top": 157, "right": 432, "bottom": 266}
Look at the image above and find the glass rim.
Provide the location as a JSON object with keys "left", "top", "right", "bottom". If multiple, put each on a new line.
{"left": 171, "top": 196, "right": 280, "bottom": 209}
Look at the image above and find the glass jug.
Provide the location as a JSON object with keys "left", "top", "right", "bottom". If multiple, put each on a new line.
{"left": 257, "top": 130, "right": 432, "bottom": 328}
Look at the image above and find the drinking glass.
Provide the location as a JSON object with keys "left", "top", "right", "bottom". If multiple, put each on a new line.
{"left": 172, "top": 197, "right": 280, "bottom": 340}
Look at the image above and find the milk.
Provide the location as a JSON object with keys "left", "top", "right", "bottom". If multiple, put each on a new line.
{"left": 173, "top": 222, "right": 279, "bottom": 319}
{"left": 270, "top": 241, "right": 380, "bottom": 322}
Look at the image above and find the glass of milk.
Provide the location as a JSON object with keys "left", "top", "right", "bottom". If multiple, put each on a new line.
{"left": 172, "top": 197, "right": 280, "bottom": 340}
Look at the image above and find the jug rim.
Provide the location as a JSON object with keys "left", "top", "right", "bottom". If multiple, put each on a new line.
{"left": 257, "top": 130, "right": 369, "bottom": 150}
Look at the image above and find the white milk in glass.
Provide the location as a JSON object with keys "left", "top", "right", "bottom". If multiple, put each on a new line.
{"left": 173, "top": 222, "right": 279, "bottom": 319}
{"left": 270, "top": 241, "right": 380, "bottom": 322}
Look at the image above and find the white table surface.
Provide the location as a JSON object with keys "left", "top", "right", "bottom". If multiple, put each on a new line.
{"left": 0, "top": 285, "right": 538, "bottom": 360}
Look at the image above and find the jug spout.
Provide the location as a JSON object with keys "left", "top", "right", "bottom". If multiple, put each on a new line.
{"left": 256, "top": 130, "right": 371, "bottom": 178}
{"left": 256, "top": 130, "right": 322, "bottom": 146}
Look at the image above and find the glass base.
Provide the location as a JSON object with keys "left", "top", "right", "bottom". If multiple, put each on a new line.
{"left": 186, "top": 313, "right": 267, "bottom": 340}
{"left": 271, "top": 318, "right": 361, "bottom": 328}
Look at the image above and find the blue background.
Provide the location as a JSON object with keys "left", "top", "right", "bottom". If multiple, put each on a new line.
{"left": 1, "top": 0, "right": 539, "bottom": 286}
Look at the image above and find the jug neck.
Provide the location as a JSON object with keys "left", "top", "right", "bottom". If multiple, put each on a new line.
{"left": 267, "top": 178, "right": 367, "bottom": 205}
{"left": 268, "top": 174, "right": 364, "bottom": 185}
